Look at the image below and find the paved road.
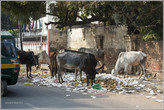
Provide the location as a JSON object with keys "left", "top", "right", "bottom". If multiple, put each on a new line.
{"left": 1, "top": 82, "right": 163, "bottom": 110}
{"left": 1, "top": 82, "right": 129, "bottom": 110}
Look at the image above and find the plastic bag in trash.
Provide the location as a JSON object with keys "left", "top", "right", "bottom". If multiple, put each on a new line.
{"left": 92, "top": 84, "right": 102, "bottom": 89}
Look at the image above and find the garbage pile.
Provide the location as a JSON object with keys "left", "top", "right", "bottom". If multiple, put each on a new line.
{"left": 20, "top": 72, "right": 162, "bottom": 95}
{"left": 19, "top": 69, "right": 163, "bottom": 103}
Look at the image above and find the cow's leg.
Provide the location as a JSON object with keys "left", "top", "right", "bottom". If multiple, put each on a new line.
{"left": 54, "top": 65, "right": 57, "bottom": 79}
{"left": 60, "top": 71, "right": 64, "bottom": 83}
{"left": 58, "top": 69, "right": 61, "bottom": 83}
{"left": 86, "top": 74, "right": 89, "bottom": 86}
{"left": 29, "top": 66, "right": 32, "bottom": 78}
{"left": 75, "top": 70, "right": 78, "bottom": 81}
{"left": 50, "top": 66, "right": 54, "bottom": 78}
{"left": 80, "top": 70, "right": 82, "bottom": 81}
{"left": 26, "top": 64, "right": 29, "bottom": 78}
{"left": 124, "top": 65, "right": 128, "bottom": 78}
{"left": 58, "top": 68, "right": 64, "bottom": 83}
{"left": 139, "top": 64, "right": 146, "bottom": 79}
{"left": 138, "top": 64, "right": 143, "bottom": 79}
{"left": 91, "top": 79, "right": 95, "bottom": 86}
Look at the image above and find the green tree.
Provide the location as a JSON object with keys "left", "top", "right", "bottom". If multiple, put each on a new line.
{"left": 1, "top": 12, "right": 18, "bottom": 30}
{"left": 46, "top": 1, "right": 163, "bottom": 40}
{"left": 2, "top": 1, "right": 46, "bottom": 24}
{"left": 2, "top": 1, "right": 46, "bottom": 50}
{"left": 9, "top": 29, "right": 19, "bottom": 37}
{"left": 2, "top": 1, "right": 163, "bottom": 40}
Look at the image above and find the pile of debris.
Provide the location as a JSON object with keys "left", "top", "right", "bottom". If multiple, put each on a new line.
{"left": 20, "top": 72, "right": 163, "bottom": 95}
{"left": 19, "top": 67, "right": 163, "bottom": 102}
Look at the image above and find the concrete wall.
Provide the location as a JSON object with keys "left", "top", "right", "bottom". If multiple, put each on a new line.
{"left": 49, "top": 29, "right": 67, "bottom": 52}
{"left": 67, "top": 25, "right": 127, "bottom": 52}
{"left": 136, "top": 41, "right": 163, "bottom": 80}
{"left": 66, "top": 25, "right": 127, "bottom": 72}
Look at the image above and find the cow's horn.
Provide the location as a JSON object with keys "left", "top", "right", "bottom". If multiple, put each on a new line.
{"left": 96, "top": 64, "right": 104, "bottom": 71}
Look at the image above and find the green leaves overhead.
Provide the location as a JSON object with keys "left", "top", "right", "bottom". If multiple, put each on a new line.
{"left": 2, "top": 1, "right": 46, "bottom": 24}
{"left": 48, "top": 1, "right": 162, "bottom": 40}
{"left": 1, "top": 1, "right": 163, "bottom": 40}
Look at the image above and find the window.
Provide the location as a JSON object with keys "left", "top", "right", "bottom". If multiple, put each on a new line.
{"left": 1, "top": 39, "right": 17, "bottom": 58}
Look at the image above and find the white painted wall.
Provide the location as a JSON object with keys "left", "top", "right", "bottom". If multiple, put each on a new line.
{"left": 67, "top": 25, "right": 127, "bottom": 51}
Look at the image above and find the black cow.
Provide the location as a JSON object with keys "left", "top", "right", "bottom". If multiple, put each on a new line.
{"left": 17, "top": 50, "right": 38, "bottom": 78}
{"left": 78, "top": 48, "right": 104, "bottom": 72}
{"left": 56, "top": 50, "right": 98, "bottom": 86}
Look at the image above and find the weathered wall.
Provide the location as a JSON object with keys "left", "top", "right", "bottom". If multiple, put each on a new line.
{"left": 67, "top": 27, "right": 97, "bottom": 50}
{"left": 49, "top": 29, "right": 67, "bottom": 52}
{"left": 48, "top": 25, "right": 163, "bottom": 79}
{"left": 67, "top": 25, "right": 127, "bottom": 52}
{"left": 66, "top": 25, "right": 127, "bottom": 72}
{"left": 136, "top": 41, "right": 163, "bottom": 80}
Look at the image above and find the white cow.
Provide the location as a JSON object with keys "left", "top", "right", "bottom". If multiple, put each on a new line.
{"left": 111, "top": 51, "right": 147, "bottom": 79}
{"left": 36, "top": 51, "right": 51, "bottom": 70}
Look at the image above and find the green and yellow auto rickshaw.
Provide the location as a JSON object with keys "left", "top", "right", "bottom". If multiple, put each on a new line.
{"left": 1, "top": 31, "right": 20, "bottom": 96}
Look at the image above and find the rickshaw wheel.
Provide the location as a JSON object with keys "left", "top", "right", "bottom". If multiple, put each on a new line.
{"left": 1, "top": 79, "right": 7, "bottom": 97}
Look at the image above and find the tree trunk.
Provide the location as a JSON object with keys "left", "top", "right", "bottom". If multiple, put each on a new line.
{"left": 19, "top": 23, "right": 23, "bottom": 51}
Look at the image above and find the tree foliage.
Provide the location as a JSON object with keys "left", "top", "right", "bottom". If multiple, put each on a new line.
{"left": 1, "top": 1, "right": 46, "bottom": 24}
{"left": 9, "top": 29, "right": 19, "bottom": 37}
{"left": 47, "top": 1, "right": 163, "bottom": 40}
{"left": 1, "top": 1, "right": 163, "bottom": 40}
{"left": 1, "top": 12, "right": 19, "bottom": 30}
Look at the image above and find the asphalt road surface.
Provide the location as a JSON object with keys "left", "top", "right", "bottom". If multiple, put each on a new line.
{"left": 1, "top": 82, "right": 163, "bottom": 110}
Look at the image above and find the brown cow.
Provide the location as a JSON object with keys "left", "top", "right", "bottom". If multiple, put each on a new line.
{"left": 36, "top": 50, "right": 58, "bottom": 78}
{"left": 49, "top": 51, "right": 58, "bottom": 78}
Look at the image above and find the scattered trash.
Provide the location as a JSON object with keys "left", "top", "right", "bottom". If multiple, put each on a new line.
{"left": 91, "top": 96, "right": 96, "bottom": 99}
{"left": 151, "top": 96, "right": 157, "bottom": 99}
{"left": 47, "top": 86, "right": 52, "bottom": 88}
{"left": 20, "top": 71, "right": 162, "bottom": 98}
{"left": 66, "top": 95, "right": 70, "bottom": 97}
{"left": 92, "top": 84, "right": 102, "bottom": 89}
{"left": 149, "top": 90, "right": 157, "bottom": 95}
{"left": 155, "top": 100, "right": 163, "bottom": 103}
{"left": 82, "top": 93, "right": 87, "bottom": 95}
{"left": 146, "top": 96, "right": 152, "bottom": 99}
{"left": 24, "top": 82, "right": 34, "bottom": 86}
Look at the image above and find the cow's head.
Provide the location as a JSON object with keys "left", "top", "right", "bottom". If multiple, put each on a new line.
{"left": 111, "top": 69, "right": 118, "bottom": 76}
{"left": 28, "top": 52, "right": 37, "bottom": 66}
{"left": 34, "top": 55, "right": 39, "bottom": 66}
{"left": 30, "top": 52, "right": 39, "bottom": 66}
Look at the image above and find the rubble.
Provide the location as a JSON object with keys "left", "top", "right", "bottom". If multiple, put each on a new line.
{"left": 66, "top": 94, "right": 71, "bottom": 97}
{"left": 155, "top": 100, "right": 163, "bottom": 103}
{"left": 91, "top": 96, "right": 96, "bottom": 99}
{"left": 19, "top": 71, "right": 163, "bottom": 99}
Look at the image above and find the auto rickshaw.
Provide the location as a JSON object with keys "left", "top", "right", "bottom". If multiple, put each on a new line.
{"left": 1, "top": 31, "right": 20, "bottom": 96}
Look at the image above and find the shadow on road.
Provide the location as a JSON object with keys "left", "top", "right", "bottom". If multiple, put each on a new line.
{"left": 1, "top": 82, "right": 108, "bottom": 109}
